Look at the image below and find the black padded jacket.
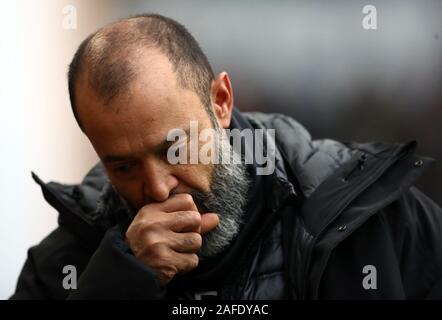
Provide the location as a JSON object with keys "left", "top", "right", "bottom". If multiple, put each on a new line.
{"left": 10, "top": 110, "right": 442, "bottom": 299}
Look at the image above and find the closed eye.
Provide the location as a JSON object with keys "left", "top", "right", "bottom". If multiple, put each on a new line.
{"left": 112, "top": 162, "right": 138, "bottom": 179}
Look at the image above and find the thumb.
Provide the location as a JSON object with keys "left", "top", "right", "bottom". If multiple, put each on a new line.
{"left": 200, "top": 213, "right": 219, "bottom": 235}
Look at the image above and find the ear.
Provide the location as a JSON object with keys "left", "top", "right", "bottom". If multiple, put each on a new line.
{"left": 211, "top": 72, "right": 234, "bottom": 129}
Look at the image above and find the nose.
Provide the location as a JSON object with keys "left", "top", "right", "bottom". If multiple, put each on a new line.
{"left": 141, "top": 159, "right": 178, "bottom": 203}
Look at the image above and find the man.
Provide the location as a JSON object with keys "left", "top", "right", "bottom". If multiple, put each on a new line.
{"left": 11, "top": 13, "right": 442, "bottom": 299}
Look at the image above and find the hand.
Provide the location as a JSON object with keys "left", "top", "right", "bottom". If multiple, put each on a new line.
{"left": 125, "top": 193, "right": 219, "bottom": 286}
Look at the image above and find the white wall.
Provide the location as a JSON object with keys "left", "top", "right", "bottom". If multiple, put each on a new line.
{"left": 0, "top": 1, "right": 117, "bottom": 299}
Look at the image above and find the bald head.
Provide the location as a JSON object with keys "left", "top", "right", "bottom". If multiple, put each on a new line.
{"left": 68, "top": 13, "right": 215, "bottom": 130}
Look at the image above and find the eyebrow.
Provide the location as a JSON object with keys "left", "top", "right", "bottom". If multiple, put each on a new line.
{"left": 102, "top": 154, "right": 135, "bottom": 163}
{"left": 102, "top": 126, "right": 192, "bottom": 163}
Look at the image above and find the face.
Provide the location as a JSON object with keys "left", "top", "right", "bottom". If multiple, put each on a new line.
{"left": 76, "top": 49, "right": 233, "bottom": 212}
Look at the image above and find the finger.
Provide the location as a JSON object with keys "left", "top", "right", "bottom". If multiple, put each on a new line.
{"left": 157, "top": 193, "right": 198, "bottom": 213}
{"left": 169, "top": 210, "right": 201, "bottom": 233}
{"left": 200, "top": 213, "right": 219, "bottom": 235}
{"left": 173, "top": 252, "right": 199, "bottom": 274}
{"left": 168, "top": 231, "right": 202, "bottom": 253}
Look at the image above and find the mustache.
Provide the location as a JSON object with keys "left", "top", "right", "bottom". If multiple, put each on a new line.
{"left": 188, "top": 189, "right": 212, "bottom": 213}
{"left": 154, "top": 189, "right": 212, "bottom": 214}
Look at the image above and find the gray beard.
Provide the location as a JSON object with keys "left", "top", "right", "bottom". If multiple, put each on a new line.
{"left": 190, "top": 128, "right": 251, "bottom": 259}
{"left": 98, "top": 127, "right": 251, "bottom": 259}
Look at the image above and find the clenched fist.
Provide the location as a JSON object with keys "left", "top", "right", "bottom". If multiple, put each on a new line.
{"left": 125, "top": 193, "right": 219, "bottom": 286}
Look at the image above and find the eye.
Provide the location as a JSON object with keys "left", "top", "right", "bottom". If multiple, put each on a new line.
{"left": 160, "top": 143, "right": 175, "bottom": 162}
{"left": 112, "top": 162, "right": 138, "bottom": 179}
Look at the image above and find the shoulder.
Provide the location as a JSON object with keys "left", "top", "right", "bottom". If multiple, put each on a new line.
{"left": 243, "top": 111, "right": 355, "bottom": 196}
{"left": 12, "top": 226, "right": 94, "bottom": 299}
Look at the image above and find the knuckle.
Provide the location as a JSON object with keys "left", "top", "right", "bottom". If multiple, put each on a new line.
{"left": 189, "top": 254, "right": 199, "bottom": 269}
{"left": 147, "top": 220, "right": 166, "bottom": 232}
{"left": 149, "top": 240, "right": 168, "bottom": 255}
{"left": 160, "top": 266, "right": 177, "bottom": 281}
{"left": 175, "top": 211, "right": 200, "bottom": 228}
{"left": 130, "top": 220, "right": 159, "bottom": 239}
{"left": 139, "top": 205, "right": 161, "bottom": 220}
{"left": 130, "top": 213, "right": 156, "bottom": 232}
{"left": 126, "top": 223, "right": 147, "bottom": 249}
{"left": 176, "top": 233, "right": 202, "bottom": 252}
{"left": 185, "top": 210, "right": 201, "bottom": 224}
{"left": 180, "top": 193, "right": 194, "bottom": 206}
{"left": 151, "top": 259, "right": 177, "bottom": 283}
{"left": 136, "top": 237, "right": 167, "bottom": 260}
{"left": 136, "top": 245, "right": 179, "bottom": 284}
{"left": 138, "top": 205, "right": 152, "bottom": 217}
{"left": 189, "top": 233, "right": 202, "bottom": 247}
{"left": 133, "top": 219, "right": 150, "bottom": 232}
{"left": 144, "top": 233, "right": 160, "bottom": 248}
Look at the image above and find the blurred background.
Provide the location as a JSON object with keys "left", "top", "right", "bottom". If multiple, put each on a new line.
{"left": 0, "top": 0, "right": 440, "bottom": 299}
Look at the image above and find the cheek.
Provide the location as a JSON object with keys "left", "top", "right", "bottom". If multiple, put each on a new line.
{"left": 176, "top": 163, "right": 213, "bottom": 193}
{"left": 109, "top": 178, "right": 144, "bottom": 209}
